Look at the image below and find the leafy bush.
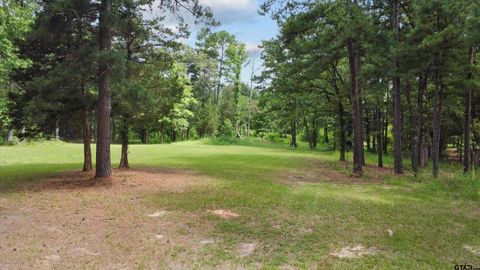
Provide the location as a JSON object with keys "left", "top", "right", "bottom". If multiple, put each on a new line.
{"left": 263, "top": 132, "right": 290, "bottom": 145}
{"left": 218, "top": 119, "right": 235, "bottom": 137}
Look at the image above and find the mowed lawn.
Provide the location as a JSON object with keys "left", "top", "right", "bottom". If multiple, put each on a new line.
{"left": 1, "top": 141, "right": 479, "bottom": 269}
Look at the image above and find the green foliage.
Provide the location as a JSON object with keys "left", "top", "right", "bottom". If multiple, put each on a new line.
{"left": 218, "top": 119, "right": 235, "bottom": 137}
{"left": 0, "top": 0, "right": 34, "bottom": 83}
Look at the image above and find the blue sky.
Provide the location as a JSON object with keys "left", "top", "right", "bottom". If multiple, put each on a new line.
{"left": 196, "top": 0, "right": 278, "bottom": 55}
{"left": 192, "top": 0, "right": 279, "bottom": 82}
{"left": 148, "top": 0, "right": 279, "bottom": 82}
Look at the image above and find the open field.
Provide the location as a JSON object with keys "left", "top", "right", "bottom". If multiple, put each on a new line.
{"left": 1, "top": 141, "right": 479, "bottom": 269}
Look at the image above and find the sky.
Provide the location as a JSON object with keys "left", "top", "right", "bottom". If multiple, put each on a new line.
{"left": 196, "top": 0, "right": 279, "bottom": 82}
{"left": 196, "top": 0, "right": 278, "bottom": 55}
{"left": 145, "top": 0, "right": 279, "bottom": 83}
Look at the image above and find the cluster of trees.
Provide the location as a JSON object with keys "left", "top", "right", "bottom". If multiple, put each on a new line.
{"left": 0, "top": 0, "right": 255, "bottom": 177}
{"left": 2, "top": 0, "right": 479, "bottom": 179}
{"left": 257, "top": 0, "right": 479, "bottom": 176}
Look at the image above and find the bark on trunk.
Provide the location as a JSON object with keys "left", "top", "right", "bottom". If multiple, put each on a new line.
{"left": 310, "top": 118, "right": 318, "bottom": 150}
{"left": 366, "top": 112, "right": 371, "bottom": 152}
{"left": 290, "top": 120, "right": 297, "bottom": 148}
{"left": 377, "top": 108, "right": 383, "bottom": 167}
{"left": 415, "top": 73, "right": 427, "bottom": 172}
{"left": 82, "top": 109, "right": 92, "bottom": 171}
{"left": 55, "top": 119, "right": 60, "bottom": 140}
{"left": 95, "top": 0, "right": 113, "bottom": 178}
{"left": 119, "top": 118, "right": 129, "bottom": 168}
{"left": 140, "top": 128, "right": 148, "bottom": 144}
{"left": 392, "top": 0, "right": 403, "bottom": 174}
{"left": 347, "top": 38, "right": 363, "bottom": 175}
{"left": 5, "top": 129, "right": 13, "bottom": 144}
{"left": 335, "top": 81, "right": 346, "bottom": 161}
{"left": 384, "top": 114, "right": 388, "bottom": 154}
{"left": 323, "top": 127, "right": 329, "bottom": 144}
{"left": 464, "top": 47, "right": 475, "bottom": 173}
{"left": 406, "top": 81, "right": 417, "bottom": 174}
{"left": 432, "top": 66, "right": 443, "bottom": 178}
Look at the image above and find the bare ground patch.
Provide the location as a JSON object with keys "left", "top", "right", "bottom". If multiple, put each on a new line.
{"left": 330, "top": 245, "right": 379, "bottom": 259}
{"left": 282, "top": 160, "right": 387, "bottom": 185}
{"left": 0, "top": 168, "right": 220, "bottom": 269}
{"left": 22, "top": 167, "right": 204, "bottom": 193}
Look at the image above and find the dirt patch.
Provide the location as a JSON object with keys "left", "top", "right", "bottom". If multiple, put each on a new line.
{"left": 200, "top": 239, "right": 216, "bottom": 245}
{"left": 283, "top": 160, "right": 386, "bottom": 185}
{"left": 0, "top": 168, "right": 214, "bottom": 269}
{"left": 463, "top": 245, "right": 480, "bottom": 256}
{"left": 208, "top": 209, "right": 241, "bottom": 220}
{"left": 148, "top": 210, "right": 169, "bottom": 217}
{"left": 330, "top": 245, "right": 379, "bottom": 259}
{"left": 22, "top": 168, "right": 204, "bottom": 193}
{"left": 237, "top": 242, "right": 257, "bottom": 257}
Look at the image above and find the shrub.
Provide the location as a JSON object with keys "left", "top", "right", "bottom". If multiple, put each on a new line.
{"left": 218, "top": 119, "right": 235, "bottom": 137}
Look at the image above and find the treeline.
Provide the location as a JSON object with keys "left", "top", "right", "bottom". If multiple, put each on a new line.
{"left": 0, "top": 0, "right": 257, "bottom": 177}
{"left": 256, "top": 0, "right": 480, "bottom": 176}
{"left": 1, "top": 0, "right": 479, "bottom": 179}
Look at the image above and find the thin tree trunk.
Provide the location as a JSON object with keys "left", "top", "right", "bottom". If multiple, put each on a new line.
{"left": 334, "top": 79, "right": 346, "bottom": 161}
{"left": 324, "top": 127, "right": 329, "bottom": 144}
{"left": 406, "top": 81, "right": 417, "bottom": 174}
{"left": 464, "top": 47, "right": 475, "bottom": 173}
{"left": 339, "top": 105, "right": 347, "bottom": 161}
{"left": 5, "top": 129, "right": 13, "bottom": 144}
{"left": 290, "top": 119, "right": 297, "bottom": 148}
{"left": 392, "top": 0, "right": 403, "bottom": 174}
{"left": 377, "top": 107, "right": 383, "bottom": 167}
{"left": 82, "top": 108, "right": 92, "bottom": 171}
{"left": 311, "top": 118, "right": 318, "bottom": 149}
{"left": 432, "top": 63, "right": 443, "bottom": 178}
{"left": 366, "top": 112, "right": 371, "bottom": 152}
{"left": 347, "top": 37, "right": 363, "bottom": 175}
{"left": 415, "top": 73, "right": 427, "bottom": 172}
{"left": 119, "top": 118, "right": 129, "bottom": 168}
{"left": 95, "top": 0, "right": 113, "bottom": 178}
{"left": 55, "top": 119, "right": 60, "bottom": 140}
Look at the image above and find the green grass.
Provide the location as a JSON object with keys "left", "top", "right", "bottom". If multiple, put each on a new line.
{"left": 1, "top": 140, "right": 479, "bottom": 269}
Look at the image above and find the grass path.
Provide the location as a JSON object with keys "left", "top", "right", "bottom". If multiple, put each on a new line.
{"left": 0, "top": 141, "right": 479, "bottom": 269}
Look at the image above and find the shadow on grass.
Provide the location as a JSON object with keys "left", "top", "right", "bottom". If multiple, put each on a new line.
{"left": 0, "top": 163, "right": 82, "bottom": 193}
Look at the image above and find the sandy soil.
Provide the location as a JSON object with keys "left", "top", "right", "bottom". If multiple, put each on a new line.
{"left": 0, "top": 168, "right": 217, "bottom": 269}
{"left": 283, "top": 160, "right": 388, "bottom": 185}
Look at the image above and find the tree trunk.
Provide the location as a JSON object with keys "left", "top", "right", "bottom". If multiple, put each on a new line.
{"left": 5, "top": 129, "right": 13, "bottom": 144}
{"left": 347, "top": 37, "right": 363, "bottom": 175}
{"left": 119, "top": 118, "right": 129, "bottom": 169}
{"left": 311, "top": 118, "right": 318, "bottom": 149}
{"left": 377, "top": 108, "right": 383, "bottom": 167}
{"left": 432, "top": 65, "right": 443, "bottom": 178}
{"left": 415, "top": 73, "right": 427, "bottom": 172}
{"left": 335, "top": 81, "right": 346, "bottom": 161}
{"left": 82, "top": 109, "right": 92, "bottom": 171}
{"left": 140, "top": 128, "right": 148, "bottom": 144}
{"left": 464, "top": 47, "right": 475, "bottom": 173}
{"left": 55, "top": 119, "right": 60, "bottom": 140}
{"left": 171, "top": 129, "right": 176, "bottom": 142}
{"left": 406, "top": 81, "right": 417, "bottom": 174}
{"left": 95, "top": 0, "right": 113, "bottom": 178}
{"left": 392, "top": 0, "right": 403, "bottom": 174}
{"left": 290, "top": 120, "right": 297, "bottom": 148}
{"left": 384, "top": 113, "right": 388, "bottom": 154}
{"left": 339, "top": 105, "right": 346, "bottom": 162}
{"left": 366, "top": 113, "right": 371, "bottom": 152}
{"left": 323, "top": 127, "right": 329, "bottom": 144}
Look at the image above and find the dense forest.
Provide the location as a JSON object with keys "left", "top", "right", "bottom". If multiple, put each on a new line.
{"left": 1, "top": 0, "right": 479, "bottom": 178}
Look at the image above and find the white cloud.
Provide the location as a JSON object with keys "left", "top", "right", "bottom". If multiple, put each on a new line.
{"left": 200, "top": 0, "right": 257, "bottom": 24}
{"left": 244, "top": 41, "right": 262, "bottom": 55}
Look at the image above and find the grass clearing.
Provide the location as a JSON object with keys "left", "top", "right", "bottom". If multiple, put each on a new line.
{"left": 0, "top": 140, "right": 479, "bottom": 269}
